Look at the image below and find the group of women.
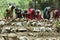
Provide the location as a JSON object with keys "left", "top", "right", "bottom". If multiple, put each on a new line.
{"left": 5, "top": 5, "right": 60, "bottom": 20}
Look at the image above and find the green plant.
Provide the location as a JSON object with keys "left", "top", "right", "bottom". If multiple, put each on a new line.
{"left": 56, "top": 21, "right": 60, "bottom": 32}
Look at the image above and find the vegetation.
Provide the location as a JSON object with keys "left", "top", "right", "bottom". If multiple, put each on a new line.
{"left": 0, "top": 0, "right": 60, "bottom": 18}
{"left": 56, "top": 21, "right": 60, "bottom": 32}
{"left": 0, "top": 0, "right": 8, "bottom": 18}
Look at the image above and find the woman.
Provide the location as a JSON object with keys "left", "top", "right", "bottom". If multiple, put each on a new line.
{"left": 35, "top": 10, "right": 42, "bottom": 20}
{"left": 28, "top": 8, "right": 36, "bottom": 20}
{"left": 53, "top": 9, "right": 59, "bottom": 19}
{"left": 15, "top": 8, "right": 22, "bottom": 18}
{"left": 5, "top": 9, "right": 11, "bottom": 19}
{"left": 43, "top": 7, "right": 51, "bottom": 20}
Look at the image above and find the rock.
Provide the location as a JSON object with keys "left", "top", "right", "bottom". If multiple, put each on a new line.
{"left": 1, "top": 34, "right": 8, "bottom": 40}
{"left": 31, "top": 22, "right": 36, "bottom": 26}
{"left": 50, "top": 19, "right": 53, "bottom": 22}
{"left": 15, "top": 18, "right": 20, "bottom": 21}
{"left": 38, "top": 22, "right": 45, "bottom": 26}
{"left": 29, "top": 27, "right": 46, "bottom": 32}
{"left": 0, "top": 36, "right": 5, "bottom": 40}
{"left": 1, "top": 27, "right": 12, "bottom": 33}
{"left": 40, "top": 27, "right": 46, "bottom": 32}
{"left": 47, "top": 24, "right": 52, "bottom": 27}
{"left": 5, "top": 26, "right": 12, "bottom": 30}
{"left": 23, "top": 21, "right": 27, "bottom": 26}
{"left": 1, "top": 34, "right": 7, "bottom": 37}
{"left": 1, "top": 29, "right": 7, "bottom": 33}
{"left": 17, "top": 27, "right": 27, "bottom": 32}
{"left": 8, "top": 33, "right": 17, "bottom": 37}
{"left": 5, "top": 27, "right": 12, "bottom": 33}
{"left": 28, "top": 33, "right": 38, "bottom": 37}
{"left": 11, "top": 22, "right": 15, "bottom": 25}
{"left": 11, "top": 28, "right": 17, "bottom": 32}
{"left": 37, "top": 23, "right": 41, "bottom": 26}
{"left": 34, "top": 38, "right": 40, "bottom": 40}
{"left": 5, "top": 21, "right": 9, "bottom": 25}
{"left": 19, "top": 36, "right": 29, "bottom": 40}
{"left": 32, "top": 27, "right": 40, "bottom": 32}
{"left": 0, "top": 21, "right": 5, "bottom": 25}
{"left": 8, "top": 33, "right": 18, "bottom": 40}
{"left": 28, "top": 33, "right": 34, "bottom": 36}
{"left": 45, "top": 23, "right": 52, "bottom": 27}
{"left": 34, "top": 38, "right": 46, "bottom": 40}
{"left": 15, "top": 22, "right": 23, "bottom": 26}
{"left": 0, "top": 28, "right": 2, "bottom": 33}
{"left": 26, "top": 21, "right": 30, "bottom": 25}
{"left": 46, "top": 27, "right": 52, "bottom": 32}
{"left": 20, "top": 18, "right": 25, "bottom": 22}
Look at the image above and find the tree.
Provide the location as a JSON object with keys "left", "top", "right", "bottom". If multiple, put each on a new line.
{"left": 18, "top": 0, "right": 29, "bottom": 10}
{"left": 36, "top": 0, "right": 54, "bottom": 10}
{"left": 55, "top": 0, "right": 60, "bottom": 10}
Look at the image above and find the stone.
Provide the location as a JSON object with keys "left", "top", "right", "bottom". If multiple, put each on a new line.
{"left": 0, "top": 21, "right": 5, "bottom": 25}
{"left": 47, "top": 24, "right": 52, "bottom": 27}
{"left": 31, "top": 22, "right": 36, "bottom": 26}
{"left": 29, "top": 27, "right": 46, "bottom": 32}
{"left": 46, "top": 27, "right": 52, "bottom": 32}
{"left": 51, "top": 37, "right": 57, "bottom": 40}
{"left": 45, "top": 37, "right": 51, "bottom": 40}
{"left": 0, "top": 37, "right": 5, "bottom": 40}
{"left": 23, "top": 21, "right": 27, "bottom": 26}
{"left": 49, "top": 19, "right": 53, "bottom": 23}
{"left": 28, "top": 33, "right": 34, "bottom": 36}
{"left": 35, "top": 38, "right": 44, "bottom": 40}
{"left": 8, "top": 33, "right": 18, "bottom": 40}
{"left": 15, "top": 18, "right": 20, "bottom": 21}
{"left": 1, "top": 26, "right": 13, "bottom": 33}
{"left": 32, "top": 27, "right": 40, "bottom": 32}
{"left": 27, "top": 21, "right": 30, "bottom": 25}
{"left": 19, "top": 36, "right": 29, "bottom": 40}
{"left": 11, "top": 28, "right": 17, "bottom": 32}
{"left": 11, "top": 22, "right": 15, "bottom": 25}
{"left": 40, "top": 22, "right": 45, "bottom": 26}
{"left": 1, "top": 34, "right": 8, "bottom": 40}
{"left": 57, "top": 37, "right": 60, "bottom": 40}
{"left": 5, "top": 27, "right": 12, "bottom": 30}
{"left": 1, "top": 34, "right": 7, "bottom": 37}
{"left": 40, "top": 27, "right": 46, "bottom": 32}
{"left": 17, "top": 27, "right": 27, "bottom": 32}
{"left": 8, "top": 33, "right": 17, "bottom": 37}
{"left": 1, "top": 29, "right": 7, "bottom": 33}
{"left": 37, "top": 22, "right": 41, "bottom": 26}
{"left": 15, "top": 22, "right": 23, "bottom": 26}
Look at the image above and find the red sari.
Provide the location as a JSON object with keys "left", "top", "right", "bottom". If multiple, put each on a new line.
{"left": 28, "top": 8, "right": 35, "bottom": 20}
{"left": 36, "top": 14, "right": 42, "bottom": 20}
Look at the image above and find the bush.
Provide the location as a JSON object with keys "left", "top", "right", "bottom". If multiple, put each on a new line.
{"left": 56, "top": 21, "right": 60, "bottom": 32}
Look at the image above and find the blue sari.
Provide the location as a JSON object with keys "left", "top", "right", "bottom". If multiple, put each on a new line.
{"left": 43, "top": 7, "right": 51, "bottom": 20}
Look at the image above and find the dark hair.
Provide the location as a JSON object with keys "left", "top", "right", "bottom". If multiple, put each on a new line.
{"left": 51, "top": 5, "right": 55, "bottom": 10}
{"left": 24, "top": 10, "right": 27, "bottom": 13}
{"left": 11, "top": 6, "right": 15, "bottom": 9}
{"left": 37, "top": 11, "right": 39, "bottom": 14}
{"left": 15, "top": 8, "right": 21, "bottom": 11}
{"left": 6, "top": 9, "right": 9, "bottom": 12}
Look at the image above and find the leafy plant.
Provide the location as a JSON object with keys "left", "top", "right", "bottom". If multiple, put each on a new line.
{"left": 56, "top": 21, "right": 60, "bottom": 32}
